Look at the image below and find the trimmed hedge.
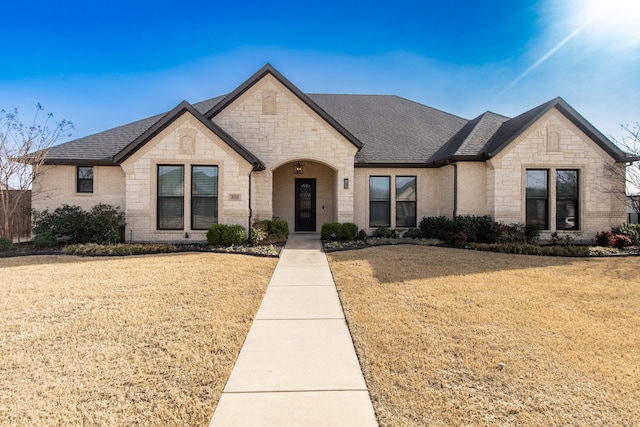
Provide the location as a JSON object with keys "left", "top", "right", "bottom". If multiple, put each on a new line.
{"left": 206, "top": 224, "right": 246, "bottom": 247}
{"left": 0, "top": 237, "right": 12, "bottom": 252}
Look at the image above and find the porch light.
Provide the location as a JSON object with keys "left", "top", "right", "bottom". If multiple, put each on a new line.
{"left": 294, "top": 161, "right": 303, "bottom": 174}
{"left": 344, "top": 178, "right": 349, "bottom": 189}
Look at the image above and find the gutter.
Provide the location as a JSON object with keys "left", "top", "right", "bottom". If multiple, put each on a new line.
{"left": 247, "top": 168, "right": 254, "bottom": 242}
{"left": 452, "top": 162, "right": 458, "bottom": 217}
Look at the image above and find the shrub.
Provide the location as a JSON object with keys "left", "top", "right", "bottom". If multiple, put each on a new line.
{"left": 64, "top": 243, "right": 176, "bottom": 256}
{"left": 611, "top": 234, "right": 633, "bottom": 249}
{"left": 453, "top": 231, "right": 467, "bottom": 247}
{"left": 402, "top": 228, "right": 423, "bottom": 239}
{"left": 0, "top": 237, "right": 12, "bottom": 252}
{"left": 551, "top": 232, "right": 575, "bottom": 246}
{"left": 85, "top": 204, "right": 125, "bottom": 244}
{"left": 32, "top": 231, "right": 58, "bottom": 249}
{"left": 470, "top": 243, "right": 595, "bottom": 257}
{"left": 524, "top": 223, "right": 541, "bottom": 245}
{"left": 321, "top": 222, "right": 342, "bottom": 241}
{"left": 268, "top": 219, "right": 289, "bottom": 238}
{"left": 371, "top": 227, "right": 398, "bottom": 238}
{"left": 206, "top": 224, "right": 246, "bottom": 246}
{"left": 614, "top": 223, "right": 640, "bottom": 245}
{"left": 419, "top": 216, "right": 453, "bottom": 241}
{"left": 595, "top": 230, "right": 614, "bottom": 247}
{"left": 356, "top": 229, "right": 368, "bottom": 240}
{"left": 340, "top": 222, "right": 359, "bottom": 240}
{"left": 250, "top": 221, "right": 269, "bottom": 244}
{"left": 32, "top": 204, "right": 124, "bottom": 245}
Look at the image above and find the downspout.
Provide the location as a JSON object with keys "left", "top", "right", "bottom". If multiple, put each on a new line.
{"left": 248, "top": 168, "right": 254, "bottom": 242}
{"left": 452, "top": 162, "right": 458, "bottom": 218}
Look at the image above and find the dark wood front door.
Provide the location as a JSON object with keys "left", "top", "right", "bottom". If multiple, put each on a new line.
{"left": 295, "top": 179, "right": 316, "bottom": 232}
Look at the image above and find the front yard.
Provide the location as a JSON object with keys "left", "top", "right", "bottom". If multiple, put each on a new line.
{"left": 328, "top": 246, "right": 640, "bottom": 426}
{"left": 0, "top": 253, "right": 277, "bottom": 425}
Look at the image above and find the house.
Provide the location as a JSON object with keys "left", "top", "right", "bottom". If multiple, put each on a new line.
{"left": 32, "top": 64, "right": 636, "bottom": 243}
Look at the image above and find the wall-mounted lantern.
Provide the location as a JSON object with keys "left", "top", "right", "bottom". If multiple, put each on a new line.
{"left": 294, "top": 161, "right": 304, "bottom": 175}
{"left": 344, "top": 178, "right": 349, "bottom": 189}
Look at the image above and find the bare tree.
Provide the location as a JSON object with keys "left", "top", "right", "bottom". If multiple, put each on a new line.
{"left": 608, "top": 122, "right": 640, "bottom": 221}
{"left": 0, "top": 104, "right": 73, "bottom": 239}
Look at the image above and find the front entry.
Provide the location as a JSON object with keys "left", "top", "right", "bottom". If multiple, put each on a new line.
{"left": 295, "top": 178, "right": 316, "bottom": 232}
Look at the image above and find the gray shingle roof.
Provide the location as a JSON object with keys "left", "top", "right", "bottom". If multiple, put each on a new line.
{"left": 308, "top": 94, "right": 468, "bottom": 164}
{"left": 41, "top": 68, "right": 631, "bottom": 166}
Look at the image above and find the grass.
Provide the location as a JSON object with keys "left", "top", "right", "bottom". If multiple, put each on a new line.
{"left": 0, "top": 253, "right": 277, "bottom": 426}
{"left": 328, "top": 246, "right": 640, "bottom": 426}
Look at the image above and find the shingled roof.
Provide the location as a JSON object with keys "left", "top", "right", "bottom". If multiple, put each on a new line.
{"left": 41, "top": 66, "right": 633, "bottom": 167}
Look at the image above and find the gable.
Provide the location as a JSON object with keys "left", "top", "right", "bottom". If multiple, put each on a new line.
{"left": 211, "top": 72, "right": 360, "bottom": 168}
{"left": 205, "top": 64, "right": 363, "bottom": 151}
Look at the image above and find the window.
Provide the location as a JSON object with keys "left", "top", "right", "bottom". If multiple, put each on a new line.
{"left": 191, "top": 166, "right": 218, "bottom": 230}
{"left": 556, "top": 170, "right": 579, "bottom": 230}
{"left": 526, "top": 169, "right": 549, "bottom": 229}
{"left": 369, "top": 176, "right": 390, "bottom": 227}
{"left": 396, "top": 176, "right": 416, "bottom": 227}
{"left": 77, "top": 166, "right": 94, "bottom": 193}
{"left": 157, "top": 165, "right": 184, "bottom": 230}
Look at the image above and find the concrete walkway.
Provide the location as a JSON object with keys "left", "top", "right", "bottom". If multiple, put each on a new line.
{"left": 209, "top": 233, "right": 378, "bottom": 426}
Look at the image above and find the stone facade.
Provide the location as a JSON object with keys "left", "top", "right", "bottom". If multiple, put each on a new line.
{"left": 213, "top": 74, "right": 358, "bottom": 228}
{"left": 486, "top": 111, "right": 626, "bottom": 241}
{"left": 31, "top": 70, "right": 630, "bottom": 244}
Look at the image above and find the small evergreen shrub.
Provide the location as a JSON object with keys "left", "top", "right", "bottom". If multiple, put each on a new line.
{"left": 32, "top": 232, "right": 58, "bottom": 249}
{"left": 340, "top": 222, "right": 359, "bottom": 240}
{"left": 64, "top": 243, "right": 175, "bottom": 256}
{"left": 419, "top": 216, "right": 453, "bottom": 241}
{"left": 371, "top": 227, "right": 398, "bottom": 238}
{"left": 321, "top": 222, "right": 342, "bottom": 241}
{"left": 0, "top": 237, "right": 12, "bottom": 252}
{"left": 551, "top": 232, "right": 575, "bottom": 246}
{"left": 268, "top": 220, "right": 289, "bottom": 238}
{"left": 453, "top": 231, "right": 467, "bottom": 247}
{"left": 356, "top": 229, "right": 368, "bottom": 240}
{"left": 402, "top": 228, "right": 424, "bottom": 239}
{"left": 32, "top": 203, "right": 124, "bottom": 245}
{"left": 206, "top": 224, "right": 246, "bottom": 246}
{"left": 614, "top": 223, "right": 640, "bottom": 245}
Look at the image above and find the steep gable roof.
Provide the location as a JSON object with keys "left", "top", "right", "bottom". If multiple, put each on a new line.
{"left": 429, "top": 111, "right": 510, "bottom": 166}
{"left": 42, "top": 96, "right": 226, "bottom": 165}
{"left": 482, "top": 97, "right": 632, "bottom": 162}
{"left": 205, "top": 64, "right": 364, "bottom": 150}
{"left": 112, "top": 101, "right": 265, "bottom": 170}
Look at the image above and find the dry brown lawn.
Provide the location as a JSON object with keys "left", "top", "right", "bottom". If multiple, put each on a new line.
{"left": 328, "top": 246, "right": 640, "bottom": 426}
{"left": 0, "top": 253, "right": 277, "bottom": 426}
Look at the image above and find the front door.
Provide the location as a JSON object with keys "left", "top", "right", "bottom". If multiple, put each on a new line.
{"left": 295, "top": 178, "right": 316, "bottom": 232}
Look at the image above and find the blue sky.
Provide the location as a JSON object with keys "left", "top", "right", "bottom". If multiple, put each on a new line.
{"left": 1, "top": 0, "right": 639, "bottom": 144}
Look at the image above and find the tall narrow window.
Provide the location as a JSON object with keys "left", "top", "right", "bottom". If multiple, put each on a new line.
{"left": 396, "top": 176, "right": 416, "bottom": 227}
{"left": 556, "top": 170, "right": 579, "bottom": 230}
{"left": 157, "top": 165, "right": 184, "bottom": 230}
{"left": 370, "top": 176, "right": 390, "bottom": 227}
{"left": 191, "top": 166, "right": 218, "bottom": 230}
{"left": 526, "top": 169, "right": 549, "bottom": 229}
{"left": 77, "top": 166, "right": 94, "bottom": 193}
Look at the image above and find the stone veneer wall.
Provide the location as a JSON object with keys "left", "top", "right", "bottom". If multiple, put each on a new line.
{"left": 354, "top": 167, "right": 454, "bottom": 231}
{"left": 32, "top": 165, "right": 126, "bottom": 213}
{"left": 213, "top": 74, "right": 358, "bottom": 226}
{"left": 120, "top": 114, "right": 253, "bottom": 242}
{"left": 487, "top": 109, "right": 626, "bottom": 241}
